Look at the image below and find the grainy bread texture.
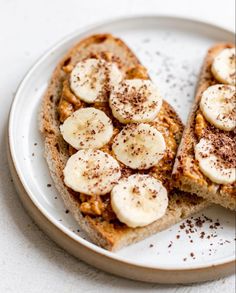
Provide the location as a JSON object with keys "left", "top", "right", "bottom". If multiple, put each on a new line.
{"left": 40, "top": 34, "right": 208, "bottom": 251}
{"left": 172, "top": 43, "right": 236, "bottom": 211}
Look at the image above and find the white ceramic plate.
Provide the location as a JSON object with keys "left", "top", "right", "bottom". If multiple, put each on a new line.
{"left": 8, "top": 16, "right": 235, "bottom": 283}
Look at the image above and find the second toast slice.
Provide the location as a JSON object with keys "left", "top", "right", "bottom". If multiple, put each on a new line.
{"left": 173, "top": 43, "right": 236, "bottom": 210}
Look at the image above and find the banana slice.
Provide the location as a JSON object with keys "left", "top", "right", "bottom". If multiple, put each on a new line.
{"left": 60, "top": 107, "right": 113, "bottom": 149}
{"left": 63, "top": 149, "right": 121, "bottom": 195}
{"left": 70, "top": 58, "right": 123, "bottom": 103}
{"left": 212, "top": 48, "right": 236, "bottom": 85}
{"left": 111, "top": 174, "right": 168, "bottom": 228}
{"left": 109, "top": 79, "right": 162, "bottom": 123}
{"left": 112, "top": 123, "right": 166, "bottom": 169}
{"left": 200, "top": 84, "right": 236, "bottom": 131}
{"left": 195, "top": 137, "right": 236, "bottom": 184}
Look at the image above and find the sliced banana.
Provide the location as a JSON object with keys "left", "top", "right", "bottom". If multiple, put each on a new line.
{"left": 212, "top": 48, "right": 236, "bottom": 85}
{"left": 60, "top": 107, "right": 113, "bottom": 149}
{"left": 63, "top": 149, "right": 121, "bottom": 196}
{"left": 195, "top": 138, "right": 236, "bottom": 184}
{"left": 111, "top": 174, "right": 168, "bottom": 228}
{"left": 109, "top": 79, "right": 162, "bottom": 124}
{"left": 112, "top": 123, "right": 166, "bottom": 169}
{"left": 200, "top": 84, "right": 236, "bottom": 131}
{"left": 70, "top": 58, "right": 123, "bottom": 103}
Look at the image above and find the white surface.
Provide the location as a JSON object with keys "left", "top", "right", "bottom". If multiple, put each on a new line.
{"left": 0, "top": 0, "right": 235, "bottom": 292}
{"left": 8, "top": 15, "right": 236, "bottom": 272}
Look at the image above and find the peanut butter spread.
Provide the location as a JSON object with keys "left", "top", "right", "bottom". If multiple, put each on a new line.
{"left": 58, "top": 52, "right": 182, "bottom": 220}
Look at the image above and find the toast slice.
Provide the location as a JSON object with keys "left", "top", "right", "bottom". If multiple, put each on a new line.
{"left": 172, "top": 43, "right": 236, "bottom": 211}
{"left": 40, "top": 34, "right": 208, "bottom": 251}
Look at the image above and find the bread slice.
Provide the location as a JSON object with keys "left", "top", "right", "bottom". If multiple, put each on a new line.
{"left": 172, "top": 43, "right": 236, "bottom": 211}
{"left": 40, "top": 34, "right": 208, "bottom": 251}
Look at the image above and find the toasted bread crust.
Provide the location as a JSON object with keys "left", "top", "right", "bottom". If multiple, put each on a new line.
{"left": 40, "top": 34, "right": 208, "bottom": 251}
{"left": 172, "top": 43, "right": 236, "bottom": 211}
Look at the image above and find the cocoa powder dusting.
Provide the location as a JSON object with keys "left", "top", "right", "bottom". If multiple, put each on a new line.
{"left": 203, "top": 132, "right": 236, "bottom": 169}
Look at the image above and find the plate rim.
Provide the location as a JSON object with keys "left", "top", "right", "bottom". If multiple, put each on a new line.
{"left": 8, "top": 14, "right": 235, "bottom": 273}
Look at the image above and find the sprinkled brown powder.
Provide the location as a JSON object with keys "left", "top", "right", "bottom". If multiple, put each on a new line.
{"left": 202, "top": 132, "right": 236, "bottom": 169}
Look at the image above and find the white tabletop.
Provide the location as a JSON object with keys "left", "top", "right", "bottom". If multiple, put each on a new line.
{"left": 0, "top": 0, "right": 235, "bottom": 292}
